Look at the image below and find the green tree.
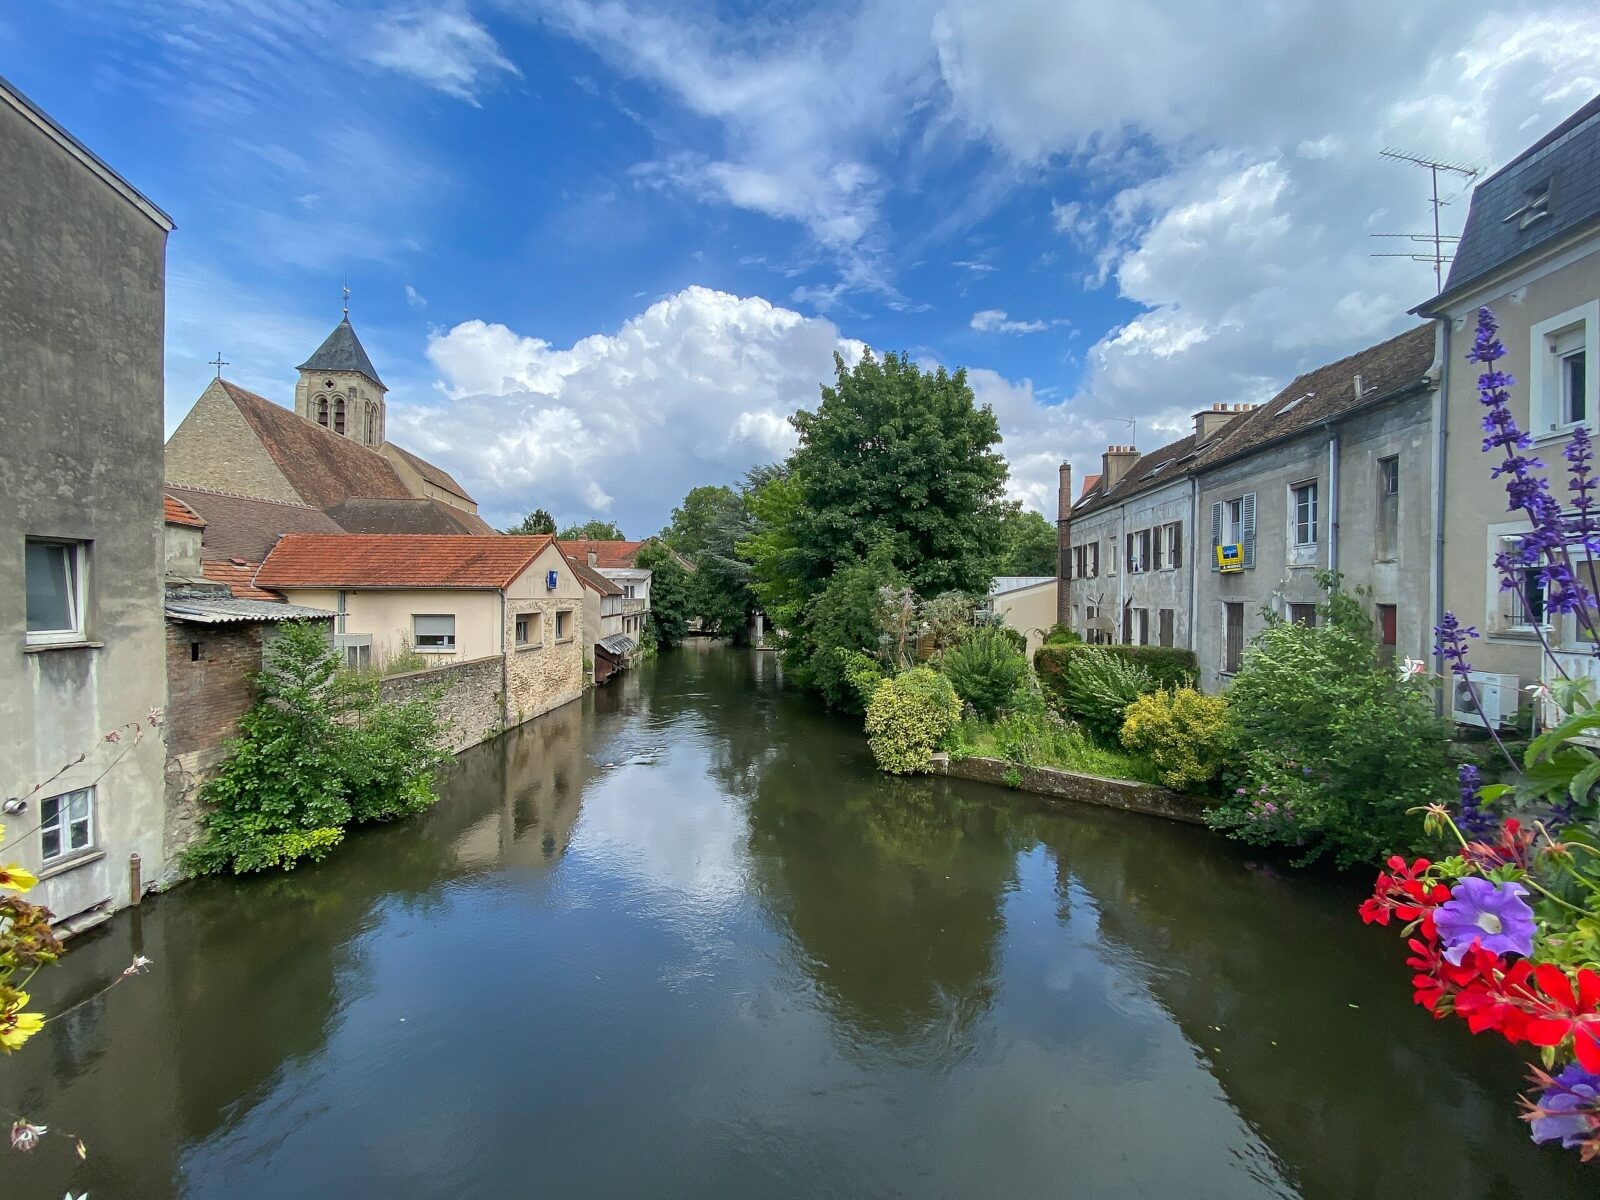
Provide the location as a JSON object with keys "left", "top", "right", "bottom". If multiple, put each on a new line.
{"left": 559, "top": 518, "right": 626, "bottom": 540}
{"left": 663, "top": 484, "right": 740, "bottom": 558}
{"left": 665, "top": 481, "right": 761, "bottom": 638}
{"left": 790, "top": 546, "right": 904, "bottom": 712}
{"left": 636, "top": 541, "right": 693, "bottom": 649}
{"left": 993, "top": 502, "right": 1058, "bottom": 577}
{"left": 504, "top": 507, "right": 556, "bottom": 535}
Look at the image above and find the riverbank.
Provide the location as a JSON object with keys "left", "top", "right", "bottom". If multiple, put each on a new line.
{"left": 931, "top": 752, "right": 1211, "bottom": 823}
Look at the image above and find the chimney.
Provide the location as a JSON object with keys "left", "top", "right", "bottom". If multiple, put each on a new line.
{"left": 1101, "top": 444, "right": 1139, "bottom": 490}
{"left": 1057, "top": 461, "right": 1073, "bottom": 525}
{"left": 1193, "top": 402, "right": 1255, "bottom": 443}
{"left": 587, "top": 549, "right": 598, "bottom": 569}
{"left": 1056, "top": 461, "right": 1072, "bottom": 622}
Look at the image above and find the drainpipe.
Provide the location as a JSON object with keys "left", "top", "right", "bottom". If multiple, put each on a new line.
{"left": 499, "top": 590, "right": 509, "bottom": 731}
{"left": 1187, "top": 475, "right": 1198, "bottom": 652}
{"left": 1327, "top": 428, "right": 1341, "bottom": 577}
{"left": 1430, "top": 319, "right": 1450, "bottom": 683}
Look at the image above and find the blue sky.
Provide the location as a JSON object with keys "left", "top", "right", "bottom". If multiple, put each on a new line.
{"left": 6, "top": 1, "right": 1599, "bottom": 532}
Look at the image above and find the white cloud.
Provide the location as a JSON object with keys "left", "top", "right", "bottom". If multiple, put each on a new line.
{"left": 971, "top": 308, "right": 1070, "bottom": 335}
{"left": 405, "top": 284, "right": 428, "bottom": 308}
{"left": 388, "top": 286, "right": 867, "bottom": 531}
{"left": 367, "top": 6, "right": 520, "bottom": 104}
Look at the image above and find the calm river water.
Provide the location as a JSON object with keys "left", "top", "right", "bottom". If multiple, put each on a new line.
{"left": 2, "top": 644, "right": 1591, "bottom": 1198}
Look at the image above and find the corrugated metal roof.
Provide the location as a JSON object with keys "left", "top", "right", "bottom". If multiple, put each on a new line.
{"left": 598, "top": 633, "right": 637, "bottom": 656}
{"left": 165, "top": 596, "right": 334, "bottom": 625}
{"left": 989, "top": 576, "right": 1056, "bottom": 596}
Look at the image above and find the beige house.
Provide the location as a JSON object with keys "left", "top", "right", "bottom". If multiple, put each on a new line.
{"left": 3, "top": 77, "right": 172, "bottom": 929}
{"left": 254, "top": 534, "right": 584, "bottom": 727}
{"left": 987, "top": 576, "right": 1058, "bottom": 657}
{"left": 1418, "top": 95, "right": 1600, "bottom": 724}
{"left": 561, "top": 544, "right": 635, "bottom": 684}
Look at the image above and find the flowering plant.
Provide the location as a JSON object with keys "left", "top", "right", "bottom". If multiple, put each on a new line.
{"left": 1364, "top": 307, "right": 1600, "bottom": 1159}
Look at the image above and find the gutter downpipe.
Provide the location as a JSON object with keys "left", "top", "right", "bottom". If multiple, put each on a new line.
{"left": 1430, "top": 318, "right": 1450, "bottom": 695}
{"left": 1327, "top": 426, "right": 1340, "bottom": 577}
{"left": 1188, "top": 474, "right": 1198, "bottom": 652}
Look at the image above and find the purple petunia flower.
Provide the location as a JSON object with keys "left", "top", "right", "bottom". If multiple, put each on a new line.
{"left": 1530, "top": 1064, "right": 1600, "bottom": 1150}
{"left": 1434, "top": 877, "right": 1536, "bottom": 964}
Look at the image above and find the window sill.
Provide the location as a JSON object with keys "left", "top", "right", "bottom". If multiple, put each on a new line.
{"left": 37, "top": 849, "right": 104, "bottom": 881}
{"left": 1533, "top": 425, "right": 1590, "bottom": 448}
{"left": 1487, "top": 629, "right": 1547, "bottom": 644}
{"left": 555, "top": 636, "right": 576, "bottom": 645}
{"left": 23, "top": 640, "right": 102, "bottom": 654}
{"left": 515, "top": 642, "right": 542, "bottom": 652}
{"left": 415, "top": 647, "right": 456, "bottom": 655}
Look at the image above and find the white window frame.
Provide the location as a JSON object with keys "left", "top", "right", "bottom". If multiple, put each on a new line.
{"left": 24, "top": 537, "right": 89, "bottom": 646}
{"left": 1529, "top": 302, "right": 1600, "bottom": 437}
{"left": 412, "top": 613, "right": 457, "bottom": 653}
{"left": 40, "top": 786, "right": 94, "bottom": 864}
{"left": 515, "top": 611, "right": 542, "bottom": 649}
{"left": 1487, "top": 527, "right": 1550, "bottom": 637}
{"left": 1165, "top": 522, "right": 1182, "bottom": 570}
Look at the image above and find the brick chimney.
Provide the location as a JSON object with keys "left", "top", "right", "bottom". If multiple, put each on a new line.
{"left": 1193, "top": 402, "right": 1255, "bottom": 443}
{"left": 1056, "top": 461, "right": 1072, "bottom": 623}
{"left": 1101, "top": 444, "right": 1139, "bottom": 490}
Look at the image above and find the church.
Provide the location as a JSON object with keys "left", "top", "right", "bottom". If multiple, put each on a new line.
{"left": 165, "top": 312, "right": 495, "bottom": 588}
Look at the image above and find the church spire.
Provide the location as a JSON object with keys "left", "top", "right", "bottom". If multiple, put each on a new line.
{"left": 293, "top": 297, "right": 388, "bottom": 447}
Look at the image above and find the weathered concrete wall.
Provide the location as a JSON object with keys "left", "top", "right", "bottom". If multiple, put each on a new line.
{"left": 164, "top": 378, "right": 302, "bottom": 503}
{"left": 379, "top": 654, "right": 506, "bottom": 754}
{"left": 931, "top": 754, "right": 1212, "bottom": 824}
{"left": 1067, "top": 475, "right": 1195, "bottom": 649}
{"left": 0, "top": 87, "right": 170, "bottom": 921}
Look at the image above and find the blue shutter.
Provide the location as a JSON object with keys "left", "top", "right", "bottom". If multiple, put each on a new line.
{"left": 1242, "top": 492, "right": 1257, "bottom": 569}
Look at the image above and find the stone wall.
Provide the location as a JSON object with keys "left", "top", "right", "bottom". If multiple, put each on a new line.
{"left": 504, "top": 597, "right": 585, "bottom": 727}
{"left": 379, "top": 654, "right": 506, "bottom": 754}
{"left": 931, "top": 754, "right": 1212, "bottom": 824}
{"left": 163, "top": 378, "right": 303, "bottom": 503}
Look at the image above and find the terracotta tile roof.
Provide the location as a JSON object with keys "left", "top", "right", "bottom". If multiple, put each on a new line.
{"left": 384, "top": 444, "right": 474, "bottom": 503}
{"left": 324, "top": 497, "right": 497, "bottom": 536}
{"left": 218, "top": 379, "right": 413, "bottom": 508}
{"left": 560, "top": 539, "right": 645, "bottom": 569}
{"left": 256, "top": 534, "right": 552, "bottom": 590}
{"left": 557, "top": 542, "right": 624, "bottom": 596}
{"left": 163, "top": 494, "right": 206, "bottom": 528}
{"left": 165, "top": 484, "right": 344, "bottom": 563}
{"left": 1077, "top": 473, "right": 1101, "bottom": 501}
{"left": 202, "top": 560, "right": 281, "bottom": 601}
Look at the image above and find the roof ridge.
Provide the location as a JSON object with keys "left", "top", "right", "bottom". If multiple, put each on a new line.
{"left": 165, "top": 481, "right": 324, "bottom": 510}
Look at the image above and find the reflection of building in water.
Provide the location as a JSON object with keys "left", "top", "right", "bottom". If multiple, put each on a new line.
{"left": 448, "top": 694, "right": 589, "bottom": 871}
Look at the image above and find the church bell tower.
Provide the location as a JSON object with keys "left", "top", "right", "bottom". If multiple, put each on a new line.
{"left": 294, "top": 303, "right": 388, "bottom": 448}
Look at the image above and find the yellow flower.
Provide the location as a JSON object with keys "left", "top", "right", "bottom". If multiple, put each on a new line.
{"left": 0, "top": 862, "right": 37, "bottom": 893}
{"left": 0, "top": 996, "right": 45, "bottom": 1051}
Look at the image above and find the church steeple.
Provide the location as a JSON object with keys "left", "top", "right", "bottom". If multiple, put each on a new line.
{"left": 294, "top": 312, "right": 388, "bottom": 448}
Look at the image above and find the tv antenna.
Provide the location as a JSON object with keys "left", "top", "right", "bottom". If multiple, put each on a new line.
{"left": 1371, "top": 148, "right": 1480, "bottom": 292}
{"left": 1104, "top": 415, "right": 1136, "bottom": 449}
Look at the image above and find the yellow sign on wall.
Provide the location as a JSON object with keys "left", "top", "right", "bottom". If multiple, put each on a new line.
{"left": 1216, "top": 543, "right": 1244, "bottom": 572}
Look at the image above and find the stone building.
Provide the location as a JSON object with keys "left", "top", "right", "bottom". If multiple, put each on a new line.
{"left": 1192, "top": 326, "right": 1438, "bottom": 690}
{"left": 560, "top": 539, "right": 655, "bottom": 641}
{"left": 561, "top": 544, "right": 634, "bottom": 685}
{"left": 253, "top": 534, "right": 585, "bottom": 738}
{"left": 1, "top": 75, "right": 172, "bottom": 928}
{"left": 1417, "top": 94, "right": 1600, "bottom": 718}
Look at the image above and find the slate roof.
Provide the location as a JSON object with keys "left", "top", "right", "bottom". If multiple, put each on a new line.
{"left": 1429, "top": 94, "right": 1600, "bottom": 306}
{"left": 325, "top": 497, "right": 496, "bottom": 537}
{"left": 384, "top": 444, "right": 473, "bottom": 503}
{"left": 297, "top": 316, "right": 385, "bottom": 387}
{"left": 558, "top": 543, "right": 624, "bottom": 596}
{"left": 202, "top": 560, "right": 281, "bottom": 601}
{"left": 165, "top": 484, "right": 343, "bottom": 563}
{"left": 163, "top": 494, "right": 206, "bottom": 528}
{"left": 560, "top": 539, "right": 646, "bottom": 569}
{"left": 166, "top": 593, "right": 333, "bottom": 625}
{"left": 256, "top": 534, "right": 553, "bottom": 590}
{"left": 1072, "top": 432, "right": 1208, "bottom": 519}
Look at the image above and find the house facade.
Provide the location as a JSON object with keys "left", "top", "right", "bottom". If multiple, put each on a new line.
{"left": 1418, "top": 95, "right": 1600, "bottom": 717}
{"left": 987, "top": 576, "right": 1058, "bottom": 657}
{"left": 1, "top": 76, "right": 172, "bottom": 928}
{"left": 1191, "top": 327, "right": 1439, "bottom": 690}
{"left": 254, "top": 534, "right": 585, "bottom": 729}
{"left": 562, "top": 546, "right": 635, "bottom": 685}
{"left": 562, "top": 539, "right": 654, "bottom": 641}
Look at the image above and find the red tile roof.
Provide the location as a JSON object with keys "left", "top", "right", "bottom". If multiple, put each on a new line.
{"left": 560, "top": 539, "right": 645, "bottom": 569}
{"left": 163, "top": 494, "right": 206, "bottom": 528}
{"left": 256, "top": 534, "right": 553, "bottom": 590}
{"left": 558, "top": 543, "right": 624, "bottom": 596}
{"left": 165, "top": 484, "right": 344, "bottom": 562}
{"left": 1077, "top": 474, "right": 1101, "bottom": 502}
{"left": 202, "top": 561, "right": 281, "bottom": 601}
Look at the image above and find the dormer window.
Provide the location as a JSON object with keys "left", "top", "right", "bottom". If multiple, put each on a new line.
{"left": 1505, "top": 180, "right": 1551, "bottom": 230}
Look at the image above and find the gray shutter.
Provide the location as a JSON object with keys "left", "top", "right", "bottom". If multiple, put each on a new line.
{"left": 1210, "top": 502, "right": 1223, "bottom": 571}
{"left": 1173, "top": 522, "right": 1183, "bottom": 568}
{"left": 1242, "top": 492, "right": 1257, "bottom": 568}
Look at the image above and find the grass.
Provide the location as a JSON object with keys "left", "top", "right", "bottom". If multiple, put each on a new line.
{"left": 946, "top": 711, "right": 1163, "bottom": 785}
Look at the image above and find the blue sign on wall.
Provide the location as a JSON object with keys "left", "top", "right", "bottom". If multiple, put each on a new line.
{"left": 547, "top": 570, "right": 559, "bottom": 590}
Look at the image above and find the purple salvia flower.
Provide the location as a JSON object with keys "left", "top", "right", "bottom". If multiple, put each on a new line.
{"left": 1529, "top": 1064, "right": 1600, "bottom": 1150}
{"left": 1434, "top": 611, "right": 1479, "bottom": 679}
{"left": 1454, "top": 763, "right": 1498, "bottom": 841}
{"left": 1434, "top": 876, "right": 1537, "bottom": 965}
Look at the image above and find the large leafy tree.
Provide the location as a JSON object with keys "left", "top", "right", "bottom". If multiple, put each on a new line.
{"left": 559, "top": 518, "right": 626, "bottom": 540}
{"left": 636, "top": 541, "right": 693, "bottom": 648}
{"left": 664, "top": 480, "right": 764, "bottom": 638}
{"left": 993, "top": 502, "right": 1058, "bottom": 577}
{"left": 505, "top": 508, "right": 556, "bottom": 536}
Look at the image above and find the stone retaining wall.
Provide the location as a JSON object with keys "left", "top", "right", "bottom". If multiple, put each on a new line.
{"left": 931, "top": 754, "right": 1212, "bottom": 824}
{"left": 379, "top": 654, "right": 505, "bottom": 754}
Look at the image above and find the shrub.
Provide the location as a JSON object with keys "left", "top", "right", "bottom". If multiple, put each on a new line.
{"left": 183, "top": 621, "right": 450, "bottom": 876}
{"left": 1043, "top": 623, "right": 1082, "bottom": 646}
{"left": 1206, "top": 593, "right": 1451, "bottom": 867}
{"left": 1120, "top": 688, "right": 1230, "bottom": 791}
{"left": 937, "top": 626, "right": 1029, "bottom": 719}
{"left": 836, "top": 647, "right": 886, "bottom": 712}
{"left": 789, "top": 548, "right": 903, "bottom": 712}
{"left": 864, "top": 667, "right": 962, "bottom": 774}
{"left": 1047, "top": 647, "right": 1159, "bottom": 740}
{"left": 1034, "top": 643, "right": 1197, "bottom": 698}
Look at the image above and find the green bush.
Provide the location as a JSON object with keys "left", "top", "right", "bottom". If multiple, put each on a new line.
{"left": 1120, "top": 688, "right": 1230, "bottom": 791}
{"left": 183, "top": 621, "right": 450, "bottom": 876}
{"left": 946, "top": 708, "right": 1162, "bottom": 784}
{"left": 1042, "top": 647, "right": 1161, "bottom": 740}
{"left": 836, "top": 647, "right": 886, "bottom": 712}
{"left": 937, "top": 626, "right": 1029, "bottom": 719}
{"left": 864, "top": 667, "right": 963, "bottom": 774}
{"left": 1043, "top": 623, "right": 1082, "bottom": 646}
{"left": 788, "top": 548, "right": 903, "bottom": 713}
{"left": 1206, "top": 589, "right": 1451, "bottom": 867}
{"left": 1034, "top": 642, "right": 1197, "bottom": 698}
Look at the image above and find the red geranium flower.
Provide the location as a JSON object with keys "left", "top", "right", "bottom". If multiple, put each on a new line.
{"left": 1525, "top": 965, "right": 1600, "bottom": 1073}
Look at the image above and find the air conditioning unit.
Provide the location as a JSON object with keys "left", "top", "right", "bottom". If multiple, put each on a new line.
{"left": 1451, "top": 671, "right": 1521, "bottom": 729}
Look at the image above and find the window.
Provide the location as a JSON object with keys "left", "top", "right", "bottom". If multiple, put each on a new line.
{"left": 1531, "top": 305, "right": 1598, "bottom": 433}
{"left": 413, "top": 614, "right": 456, "bottom": 652}
{"left": 1377, "top": 604, "right": 1397, "bottom": 665}
{"left": 1167, "top": 522, "right": 1182, "bottom": 569}
{"left": 1133, "top": 607, "right": 1150, "bottom": 646}
{"left": 1377, "top": 456, "right": 1400, "bottom": 561}
{"left": 1152, "top": 526, "right": 1165, "bottom": 571}
{"left": 1508, "top": 180, "right": 1551, "bottom": 230}
{"left": 1512, "top": 568, "right": 1547, "bottom": 627}
{"left": 190, "top": 641, "right": 201, "bottom": 662}
{"left": 516, "top": 612, "right": 542, "bottom": 647}
{"left": 1289, "top": 603, "right": 1317, "bottom": 626}
{"left": 1158, "top": 608, "right": 1174, "bottom": 648}
{"left": 623, "top": 584, "right": 637, "bottom": 599}
{"left": 1562, "top": 344, "right": 1587, "bottom": 426}
{"left": 25, "top": 538, "right": 87, "bottom": 645}
{"left": 1210, "top": 494, "right": 1256, "bottom": 570}
{"left": 333, "top": 396, "right": 346, "bottom": 435}
{"left": 40, "top": 787, "right": 93, "bottom": 863}
{"left": 1224, "top": 603, "right": 1245, "bottom": 674}
{"left": 1129, "top": 529, "right": 1151, "bottom": 574}
{"left": 1291, "top": 481, "right": 1318, "bottom": 546}
{"left": 344, "top": 644, "right": 370, "bottom": 670}
{"left": 1109, "top": 542, "right": 1120, "bottom": 575}
{"left": 556, "top": 610, "right": 573, "bottom": 640}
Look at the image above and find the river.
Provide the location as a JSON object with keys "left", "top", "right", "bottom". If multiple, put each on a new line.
{"left": 2, "top": 644, "right": 1590, "bottom": 1198}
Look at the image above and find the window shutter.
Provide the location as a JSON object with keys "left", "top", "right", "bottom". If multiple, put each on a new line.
{"left": 1210, "top": 502, "right": 1223, "bottom": 571}
{"left": 1173, "top": 523, "right": 1183, "bottom": 568}
{"left": 1242, "top": 492, "right": 1257, "bottom": 568}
